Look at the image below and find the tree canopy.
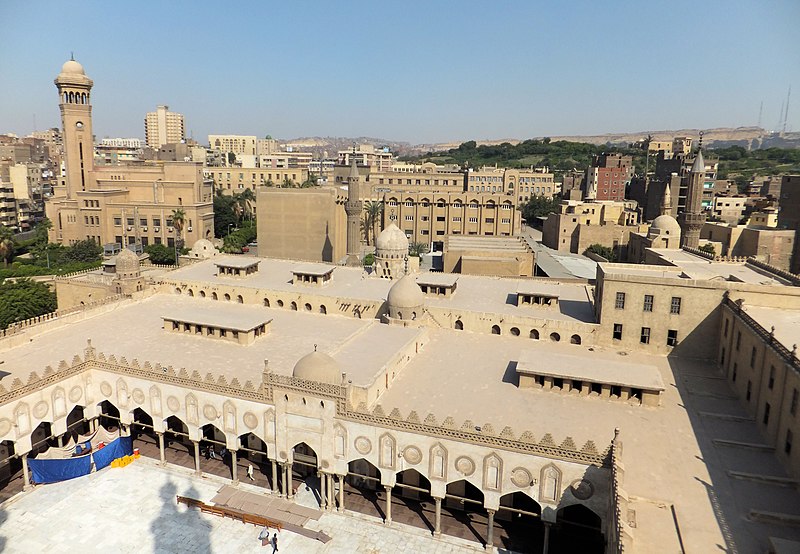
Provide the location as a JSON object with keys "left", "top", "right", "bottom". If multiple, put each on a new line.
{"left": 520, "top": 195, "right": 560, "bottom": 222}
{"left": 145, "top": 243, "right": 177, "bottom": 265}
{"left": 0, "top": 278, "right": 57, "bottom": 329}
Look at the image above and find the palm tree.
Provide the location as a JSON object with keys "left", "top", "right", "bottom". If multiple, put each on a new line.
{"left": 409, "top": 241, "right": 429, "bottom": 258}
{"left": 238, "top": 189, "right": 256, "bottom": 221}
{"left": 171, "top": 209, "right": 186, "bottom": 262}
{"left": 0, "top": 227, "right": 13, "bottom": 268}
{"left": 363, "top": 201, "right": 384, "bottom": 246}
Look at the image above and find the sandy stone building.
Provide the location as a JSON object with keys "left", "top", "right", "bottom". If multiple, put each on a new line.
{"left": 144, "top": 105, "right": 185, "bottom": 149}
{"left": 542, "top": 199, "right": 644, "bottom": 256}
{"left": 46, "top": 59, "right": 214, "bottom": 248}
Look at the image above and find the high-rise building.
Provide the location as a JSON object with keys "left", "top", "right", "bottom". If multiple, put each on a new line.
{"left": 144, "top": 105, "right": 185, "bottom": 149}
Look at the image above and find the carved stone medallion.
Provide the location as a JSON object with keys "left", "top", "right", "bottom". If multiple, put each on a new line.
{"left": 69, "top": 386, "right": 83, "bottom": 403}
{"left": 243, "top": 411, "right": 258, "bottom": 430}
{"left": 511, "top": 467, "right": 533, "bottom": 488}
{"left": 203, "top": 404, "right": 218, "bottom": 420}
{"left": 403, "top": 446, "right": 423, "bottom": 465}
{"left": 132, "top": 388, "right": 145, "bottom": 405}
{"left": 570, "top": 479, "right": 594, "bottom": 500}
{"left": 355, "top": 436, "right": 372, "bottom": 455}
{"left": 167, "top": 395, "right": 180, "bottom": 412}
{"left": 0, "top": 418, "right": 11, "bottom": 437}
{"left": 455, "top": 456, "right": 475, "bottom": 476}
{"left": 33, "top": 401, "right": 49, "bottom": 419}
{"left": 100, "top": 381, "right": 113, "bottom": 397}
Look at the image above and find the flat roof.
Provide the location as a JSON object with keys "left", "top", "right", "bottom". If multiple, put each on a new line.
{"left": 516, "top": 350, "right": 664, "bottom": 390}
{"left": 447, "top": 236, "right": 529, "bottom": 252}
{"left": 744, "top": 305, "right": 800, "bottom": 352}
{"left": 293, "top": 263, "right": 335, "bottom": 276}
{"left": 214, "top": 256, "right": 260, "bottom": 269}
{"left": 162, "top": 305, "right": 272, "bottom": 332}
{"left": 516, "top": 283, "right": 561, "bottom": 297}
{"left": 416, "top": 274, "right": 458, "bottom": 287}
{"left": 642, "top": 249, "right": 789, "bottom": 285}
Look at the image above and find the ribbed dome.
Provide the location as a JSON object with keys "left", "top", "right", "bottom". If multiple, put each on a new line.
{"left": 387, "top": 273, "right": 424, "bottom": 310}
{"left": 292, "top": 351, "right": 341, "bottom": 384}
{"left": 60, "top": 60, "right": 85, "bottom": 75}
{"left": 650, "top": 214, "right": 681, "bottom": 237}
{"left": 115, "top": 248, "right": 140, "bottom": 274}
{"left": 376, "top": 223, "right": 409, "bottom": 254}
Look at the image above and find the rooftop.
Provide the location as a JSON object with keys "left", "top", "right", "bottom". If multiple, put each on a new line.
{"left": 293, "top": 263, "right": 335, "bottom": 276}
{"left": 744, "top": 305, "right": 800, "bottom": 351}
{"left": 161, "top": 304, "right": 272, "bottom": 332}
{"left": 214, "top": 256, "right": 260, "bottom": 269}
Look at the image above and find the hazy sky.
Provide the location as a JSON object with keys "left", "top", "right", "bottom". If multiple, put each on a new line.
{"left": 2, "top": 1, "right": 799, "bottom": 144}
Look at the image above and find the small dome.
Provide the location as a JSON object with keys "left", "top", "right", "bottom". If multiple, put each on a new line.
{"left": 188, "top": 238, "right": 219, "bottom": 259}
{"left": 376, "top": 223, "right": 409, "bottom": 254}
{"left": 115, "top": 248, "right": 140, "bottom": 273}
{"left": 61, "top": 59, "right": 85, "bottom": 75}
{"left": 387, "top": 273, "right": 424, "bottom": 310}
{"left": 292, "top": 351, "right": 341, "bottom": 384}
{"left": 650, "top": 214, "right": 681, "bottom": 237}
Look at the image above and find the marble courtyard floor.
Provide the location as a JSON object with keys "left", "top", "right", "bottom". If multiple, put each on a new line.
{"left": 0, "top": 459, "right": 490, "bottom": 553}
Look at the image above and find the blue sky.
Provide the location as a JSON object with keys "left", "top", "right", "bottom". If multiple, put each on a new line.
{"left": 1, "top": 1, "right": 798, "bottom": 144}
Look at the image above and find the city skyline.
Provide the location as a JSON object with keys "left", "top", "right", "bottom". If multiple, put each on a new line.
{"left": 1, "top": 1, "right": 799, "bottom": 144}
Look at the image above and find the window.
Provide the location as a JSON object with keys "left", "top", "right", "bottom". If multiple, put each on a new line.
{"left": 613, "top": 324, "right": 623, "bottom": 340}
{"left": 140, "top": 218, "right": 147, "bottom": 226}
{"left": 153, "top": 218, "right": 161, "bottom": 226}
{"left": 670, "top": 297, "right": 681, "bottom": 314}
{"left": 405, "top": 201, "right": 413, "bottom": 207}
{"left": 615, "top": 292, "right": 625, "bottom": 309}
{"left": 736, "top": 331, "right": 741, "bottom": 350}
{"left": 640, "top": 327, "right": 651, "bottom": 344}
{"left": 786, "top": 430, "right": 793, "bottom": 455}
{"left": 421, "top": 230, "right": 429, "bottom": 235}
{"left": 485, "top": 218, "right": 494, "bottom": 223}
{"left": 667, "top": 330, "right": 678, "bottom": 347}
{"left": 469, "top": 217, "right": 478, "bottom": 223}
{"left": 763, "top": 402, "right": 770, "bottom": 425}
{"left": 437, "top": 216, "right": 445, "bottom": 222}
{"left": 732, "top": 363, "right": 737, "bottom": 382}
{"left": 126, "top": 218, "right": 135, "bottom": 226}
{"left": 405, "top": 215, "right": 413, "bottom": 221}
{"left": 724, "top": 318, "right": 729, "bottom": 337}
{"left": 791, "top": 388, "right": 798, "bottom": 416}
{"left": 113, "top": 217, "right": 122, "bottom": 226}
{"left": 750, "top": 347, "right": 757, "bottom": 368}
{"left": 501, "top": 218, "right": 511, "bottom": 224}
{"left": 643, "top": 295, "right": 653, "bottom": 312}
{"left": 452, "top": 217, "right": 462, "bottom": 222}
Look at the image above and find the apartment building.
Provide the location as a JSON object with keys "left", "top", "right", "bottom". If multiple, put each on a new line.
{"left": 144, "top": 105, "right": 185, "bottom": 149}
{"left": 204, "top": 167, "right": 309, "bottom": 193}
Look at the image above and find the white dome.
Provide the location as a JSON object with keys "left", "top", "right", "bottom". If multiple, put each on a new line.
{"left": 387, "top": 273, "right": 424, "bottom": 311}
{"left": 114, "top": 248, "right": 140, "bottom": 274}
{"left": 61, "top": 59, "right": 85, "bottom": 75}
{"left": 376, "top": 223, "right": 409, "bottom": 254}
{"left": 189, "top": 238, "right": 219, "bottom": 259}
{"left": 650, "top": 214, "right": 681, "bottom": 237}
{"left": 292, "top": 351, "right": 341, "bottom": 384}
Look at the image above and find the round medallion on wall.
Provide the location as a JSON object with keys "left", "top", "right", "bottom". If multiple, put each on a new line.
{"left": 100, "top": 381, "right": 112, "bottom": 397}
{"left": 132, "top": 388, "right": 145, "bottom": 405}
{"left": 455, "top": 456, "right": 476, "bottom": 476}
{"left": 33, "top": 401, "right": 49, "bottom": 419}
{"left": 0, "top": 418, "right": 12, "bottom": 437}
{"left": 321, "top": 459, "right": 330, "bottom": 469}
{"left": 69, "top": 386, "right": 83, "bottom": 403}
{"left": 167, "top": 396, "right": 180, "bottom": 412}
{"left": 402, "top": 446, "right": 423, "bottom": 465}
{"left": 354, "top": 436, "right": 372, "bottom": 455}
{"left": 203, "top": 404, "right": 218, "bottom": 420}
{"left": 511, "top": 467, "right": 533, "bottom": 488}
{"left": 243, "top": 412, "right": 258, "bottom": 430}
{"left": 570, "top": 479, "right": 594, "bottom": 500}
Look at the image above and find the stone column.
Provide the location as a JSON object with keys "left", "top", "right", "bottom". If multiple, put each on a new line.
{"left": 327, "top": 474, "right": 334, "bottom": 509}
{"left": 486, "top": 509, "right": 495, "bottom": 549}
{"left": 338, "top": 474, "right": 345, "bottom": 511}
{"left": 230, "top": 450, "right": 238, "bottom": 485}
{"left": 319, "top": 472, "right": 327, "bottom": 510}
{"left": 384, "top": 485, "right": 392, "bottom": 524}
{"left": 271, "top": 459, "right": 279, "bottom": 494}
{"left": 157, "top": 432, "right": 166, "bottom": 465}
{"left": 543, "top": 522, "right": 551, "bottom": 554}
{"left": 193, "top": 441, "right": 201, "bottom": 475}
{"left": 279, "top": 464, "right": 287, "bottom": 497}
{"left": 57, "top": 435, "right": 64, "bottom": 448}
{"left": 287, "top": 464, "right": 294, "bottom": 499}
{"left": 434, "top": 496, "right": 443, "bottom": 537}
{"left": 21, "top": 456, "right": 31, "bottom": 491}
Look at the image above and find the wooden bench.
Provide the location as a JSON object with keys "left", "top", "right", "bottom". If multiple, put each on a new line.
{"left": 176, "top": 495, "right": 283, "bottom": 531}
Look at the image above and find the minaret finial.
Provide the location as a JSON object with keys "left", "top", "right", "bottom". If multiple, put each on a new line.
{"left": 697, "top": 130, "right": 704, "bottom": 152}
{"left": 70, "top": 51, "right": 74, "bottom": 61}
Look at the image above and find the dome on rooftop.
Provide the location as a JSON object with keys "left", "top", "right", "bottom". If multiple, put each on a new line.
{"left": 115, "top": 248, "right": 140, "bottom": 278}
{"left": 292, "top": 350, "right": 341, "bottom": 384}
{"left": 376, "top": 223, "right": 409, "bottom": 255}
{"left": 386, "top": 273, "right": 424, "bottom": 321}
{"left": 60, "top": 59, "right": 85, "bottom": 75}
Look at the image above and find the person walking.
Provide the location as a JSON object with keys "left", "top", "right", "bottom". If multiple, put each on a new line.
{"left": 271, "top": 532, "right": 279, "bottom": 553}
{"left": 247, "top": 463, "right": 255, "bottom": 481}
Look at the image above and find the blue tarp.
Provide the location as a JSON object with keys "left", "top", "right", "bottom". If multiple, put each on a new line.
{"left": 93, "top": 436, "right": 133, "bottom": 470}
{"left": 27, "top": 436, "right": 133, "bottom": 484}
{"left": 28, "top": 453, "right": 92, "bottom": 484}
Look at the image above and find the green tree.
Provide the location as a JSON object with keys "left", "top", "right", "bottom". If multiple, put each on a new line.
{"left": 363, "top": 253, "right": 375, "bottom": 266}
{"left": 145, "top": 243, "right": 176, "bottom": 265}
{"left": 213, "top": 191, "right": 238, "bottom": 238}
{"left": 583, "top": 243, "right": 616, "bottom": 262}
{"left": 62, "top": 239, "right": 102, "bottom": 264}
{"left": 409, "top": 242, "right": 429, "bottom": 257}
{"left": 301, "top": 173, "right": 319, "bottom": 188}
{"left": 34, "top": 218, "right": 52, "bottom": 246}
{"left": 227, "top": 152, "right": 236, "bottom": 165}
{"left": 282, "top": 176, "right": 295, "bottom": 188}
{"left": 0, "top": 278, "right": 57, "bottom": 329}
{"left": 699, "top": 243, "right": 716, "bottom": 256}
{"left": 520, "top": 195, "right": 560, "bottom": 223}
{"left": 363, "top": 201, "right": 384, "bottom": 246}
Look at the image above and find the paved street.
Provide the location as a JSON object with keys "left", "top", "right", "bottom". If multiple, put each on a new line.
{"left": 0, "top": 460, "right": 488, "bottom": 553}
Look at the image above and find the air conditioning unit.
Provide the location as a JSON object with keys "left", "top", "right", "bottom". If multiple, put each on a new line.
{"left": 187, "top": 226, "right": 193, "bottom": 232}
{"left": 127, "top": 226, "right": 133, "bottom": 231}
{"left": 168, "top": 226, "right": 174, "bottom": 232}
{"left": 142, "top": 227, "right": 147, "bottom": 232}
{"left": 154, "top": 227, "right": 160, "bottom": 232}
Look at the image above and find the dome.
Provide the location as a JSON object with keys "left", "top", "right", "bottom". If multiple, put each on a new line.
{"left": 292, "top": 351, "right": 341, "bottom": 384}
{"left": 376, "top": 223, "right": 409, "bottom": 254}
{"left": 61, "top": 59, "right": 85, "bottom": 75}
{"left": 387, "top": 273, "right": 424, "bottom": 311}
{"left": 115, "top": 248, "right": 140, "bottom": 274}
{"left": 188, "top": 238, "right": 219, "bottom": 259}
{"left": 650, "top": 214, "right": 681, "bottom": 237}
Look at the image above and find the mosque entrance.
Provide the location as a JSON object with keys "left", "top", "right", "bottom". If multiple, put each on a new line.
{"left": 290, "top": 442, "right": 318, "bottom": 494}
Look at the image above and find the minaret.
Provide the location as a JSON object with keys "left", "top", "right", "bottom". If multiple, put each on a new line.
{"left": 54, "top": 56, "right": 94, "bottom": 197}
{"left": 344, "top": 155, "right": 363, "bottom": 266}
{"left": 660, "top": 182, "right": 672, "bottom": 216}
{"left": 679, "top": 148, "right": 706, "bottom": 248}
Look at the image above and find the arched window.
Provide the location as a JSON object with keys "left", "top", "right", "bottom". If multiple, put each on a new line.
{"left": 224, "top": 293, "right": 231, "bottom": 301}
{"left": 187, "top": 289, "right": 194, "bottom": 297}
{"left": 454, "top": 320, "right": 463, "bottom": 330}
{"left": 211, "top": 292, "right": 218, "bottom": 300}
{"left": 174, "top": 288, "right": 181, "bottom": 295}
{"left": 199, "top": 290, "right": 206, "bottom": 298}
{"left": 304, "top": 303, "right": 312, "bottom": 311}
{"left": 570, "top": 334, "right": 581, "bottom": 345}
{"left": 276, "top": 299, "right": 284, "bottom": 307}
{"left": 550, "top": 332, "right": 561, "bottom": 342}
{"left": 290, "top": 301, "right": 297, "bottom": 311}
{"left": 319, "top": 305, "right": 327, "bottom": 314}
{"left": 236, "top": 295, "right": 243, "bottom": 304}
{"left": 491, "top": 325, "right": 501, "bottom": 335}
{"left": 510, "top": 327, "right": 520, "bottom": 336}
{"left": 263, "top": 298, "right": 270, "bottom": 307}
{"left": 530, "top": 329, "right": 539, "bottom": 339}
